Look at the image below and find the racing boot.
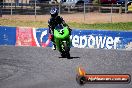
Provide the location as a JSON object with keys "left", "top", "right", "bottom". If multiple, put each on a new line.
{"left": 52, "top": 43, "right": 56, "bottom": 50}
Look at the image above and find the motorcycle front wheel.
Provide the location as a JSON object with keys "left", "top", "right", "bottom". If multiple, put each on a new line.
{"left": 61, "top": 41, "right": 70, "bottom": 59}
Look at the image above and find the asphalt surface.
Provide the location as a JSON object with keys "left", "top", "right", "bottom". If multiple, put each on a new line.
{"left": 0, "top": 46, "right": 132, "bottom": 88}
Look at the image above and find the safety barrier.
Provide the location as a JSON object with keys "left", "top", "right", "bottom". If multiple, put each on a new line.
{"left": 0, "top": 26, "right": 16, "bottom": 45}
{"left": 0, "top": 26, "right": 132, "bottom": 50}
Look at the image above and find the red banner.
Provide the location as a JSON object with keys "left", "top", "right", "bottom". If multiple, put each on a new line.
{"left": 16, "top": 27, "right": 36, "bottom": 46}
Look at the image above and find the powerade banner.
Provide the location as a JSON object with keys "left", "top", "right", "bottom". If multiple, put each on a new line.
{"left": 33, "top": 28, "right": 132, "bottom": 50}
{"left": 70, "top": 30, "right": 132, "bottom": 50}
{"left": 0, "top": 26, "right": 16, "bottom": 45}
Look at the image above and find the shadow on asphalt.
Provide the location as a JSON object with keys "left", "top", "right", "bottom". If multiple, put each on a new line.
{"left": 59, "top": 56, "right": 80, "bottom": 59}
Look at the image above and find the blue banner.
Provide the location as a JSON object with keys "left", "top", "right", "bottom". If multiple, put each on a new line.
{"left": 0, "top": 26, "right": 131, "bottom": 50}
{"left": 0, "top": 26, "right": 16, "bottom": 45}
{"left": 34, "top": 28, "right": 132, "bottom": 50}
{"left": 70, "top": 29, "right": 132, "bottom": 50}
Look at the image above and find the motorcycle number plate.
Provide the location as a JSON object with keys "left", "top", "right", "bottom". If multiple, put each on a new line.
{"left": 60, "top": 29, "right": 64, "bottom": 34}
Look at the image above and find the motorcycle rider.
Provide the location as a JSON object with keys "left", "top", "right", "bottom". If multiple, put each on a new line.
{"left": 48, "top": 7, "right": 72, "bottom": 50}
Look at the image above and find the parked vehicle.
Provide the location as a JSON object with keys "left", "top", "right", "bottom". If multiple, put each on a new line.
{"left": 29, "top": 0, "right": 40, "bottom": 4}
{"left": 117, "top": 0, "right": 132, "bottom": 5}
{"left": 61, "top": 0, "right": 92, "bottom": 8}
{"left": 100, "top": 0, "right": 117, "bottom": 4}
{"left": 29, "top": 0, "right": 51, "bottom": 4}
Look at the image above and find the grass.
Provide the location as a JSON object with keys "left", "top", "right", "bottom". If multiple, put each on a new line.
{"left": 0, "top": 18, "right": 132, "bottom": 31}
{"left": 68, "top": 22, "right": 132, "bottom": 31}
{"left": 0, "top": 18, "right": 46, "bottom": 28}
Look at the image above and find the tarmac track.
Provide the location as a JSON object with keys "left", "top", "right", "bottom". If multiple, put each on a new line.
{"left": 0, "top": 46, "right": 132, "bottom": 88}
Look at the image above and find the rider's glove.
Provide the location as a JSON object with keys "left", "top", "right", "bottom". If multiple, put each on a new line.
{"left": 49, "top": 34, "right": 53, "bottom": 40}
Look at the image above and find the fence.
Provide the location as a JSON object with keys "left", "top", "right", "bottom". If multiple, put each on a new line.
{"left": 0, "top": 1, "right": 132, "bottom": 23}
{"left": 1, "top": 1, "right": 130, "bottom": 14}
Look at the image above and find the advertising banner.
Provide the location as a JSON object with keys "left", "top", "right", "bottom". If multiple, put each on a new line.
{"left": 0, "top": 26, "right": 131, "bottom": 50}
{"left": 32, "top": 28, "right": 52, "bottom": 48}
{"left": 71, "top": 29, "right": 132, "bottom": 50}
{"left": 0, "top": 26, "right": 16, "bottom": 45}
{"left": 33, "top": 28, "right": 132, "bottom": 50}
{"left": 16, "top": 27, "right": 36, "bottom": 46}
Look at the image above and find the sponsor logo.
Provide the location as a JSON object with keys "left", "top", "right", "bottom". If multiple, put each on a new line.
{"left": 33, "top": 28, "right": 52, "bottom": 48}
{"left": 76, "top": 67, "right": 131, "bottom": 85}
{"left": 70, "top": 35, "right": 121, "bottom": 49}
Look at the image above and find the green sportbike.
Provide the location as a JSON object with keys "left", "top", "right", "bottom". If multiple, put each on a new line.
{"left": 53, "top": 26, "right": 71, "bottom": 59}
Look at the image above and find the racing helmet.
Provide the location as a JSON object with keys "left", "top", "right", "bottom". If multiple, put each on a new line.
{"left": 50, "top": 7, "right": 58, "bottom": 18}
